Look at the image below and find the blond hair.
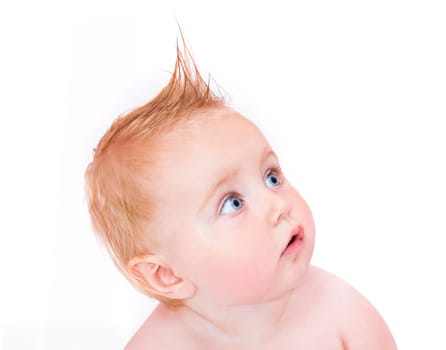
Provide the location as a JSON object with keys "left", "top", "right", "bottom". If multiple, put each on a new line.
{"left": 84, "top": 39, "right": 225, "bottom": 306}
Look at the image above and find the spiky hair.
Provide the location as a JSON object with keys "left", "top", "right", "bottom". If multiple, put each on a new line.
{"left": 84, "top": 38, "right": 225, "bottom": 306}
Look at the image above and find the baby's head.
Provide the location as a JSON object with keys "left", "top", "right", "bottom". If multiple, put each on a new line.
{"left": 85, "top": 43, "right": 315, "bottom": 309}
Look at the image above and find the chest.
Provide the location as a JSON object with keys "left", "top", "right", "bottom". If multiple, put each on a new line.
{"left": 188, "top": 327, "right": 346, "bottom": 350}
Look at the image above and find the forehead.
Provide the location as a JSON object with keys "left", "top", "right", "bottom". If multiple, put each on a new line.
{"left": 161, "top": 108, "right": 268, "bottom": 165}
{"left": 147, "top": 108, "right": 271, "bottom": 197}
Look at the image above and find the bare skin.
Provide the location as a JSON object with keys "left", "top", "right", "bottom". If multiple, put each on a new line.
{"left": 125, "top": 109, "right": 397, "bottom": 349}
{"left": 125, "top": 266, "right": 396, "bottom": 350}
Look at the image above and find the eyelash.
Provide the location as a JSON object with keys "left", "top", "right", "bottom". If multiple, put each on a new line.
{"left": 217, "top": 166, "right": 283, "bottom": 214}
{"left": 218, "top": 191, "right": 245, "bottom": 215}
{"left": 268, "top": 166, "right": 283, "bottom": 180}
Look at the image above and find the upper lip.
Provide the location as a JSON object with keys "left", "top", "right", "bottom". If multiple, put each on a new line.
{"left": 282, "top": 225, "right": 303, "bottom": 254}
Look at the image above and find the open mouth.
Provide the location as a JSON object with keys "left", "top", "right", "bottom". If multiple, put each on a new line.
{"left": 281, "top": 227, "right": 304, "bottom": 256}
{"left": 287, "top": 234, "right": 298, "bottom": 246}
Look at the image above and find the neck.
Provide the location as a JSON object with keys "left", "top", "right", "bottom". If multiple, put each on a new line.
{"left": 174, "top": 288, "right": 297, "bottom": 344}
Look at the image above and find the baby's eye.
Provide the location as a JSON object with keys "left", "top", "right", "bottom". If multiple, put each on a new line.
{"left": 265, "top": 169, "right": 282, "bottom": 188}
{"left": 220, "top": 195, "right": 244, "bottom": 215}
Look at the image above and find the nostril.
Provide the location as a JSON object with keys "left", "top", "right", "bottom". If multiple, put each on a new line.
{"left": 265, "top": 191, "right": 290, "bottom": 226}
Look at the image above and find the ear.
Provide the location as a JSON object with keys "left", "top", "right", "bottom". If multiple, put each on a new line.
{"left": 127, "top": 255, "right": 196, "bottom": 300}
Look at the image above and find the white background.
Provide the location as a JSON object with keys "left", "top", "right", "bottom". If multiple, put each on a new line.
{"left": 1, "top": 0, "right": 445, "bottom": 349}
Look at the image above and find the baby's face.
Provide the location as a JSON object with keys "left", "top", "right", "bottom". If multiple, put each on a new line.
{"left": 146, "top": 108, "right": 315, "bottom": 306}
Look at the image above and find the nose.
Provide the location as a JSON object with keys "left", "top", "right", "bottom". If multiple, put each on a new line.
{"left": 266, "top": 190, "right": 291, "bottom": 226}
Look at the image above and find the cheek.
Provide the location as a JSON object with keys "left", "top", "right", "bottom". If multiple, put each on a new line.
{"left": 290, "top": 187, "right": 315, "bottom": 226}
{"left": 203, "top": 254, "right": 278, "bottom": 304}
{"left": 196, "top": 229, "right": 278, "bottom": 303}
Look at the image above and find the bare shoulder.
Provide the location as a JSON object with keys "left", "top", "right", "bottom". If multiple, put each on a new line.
{"left": 307, "top": 265, "right": 397, "bottom": 349}
{"left": 124, "top": 304, "right": 192, "bottom": 350}
{"left": 124, "top": 304, "right": 168, "bottom": 350}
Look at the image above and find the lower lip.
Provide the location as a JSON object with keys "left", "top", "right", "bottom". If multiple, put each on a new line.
{"left": 281, "top": 233, "right": 303, "bottom": 256}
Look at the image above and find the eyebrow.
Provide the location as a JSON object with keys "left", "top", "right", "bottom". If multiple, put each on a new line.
{"left": 198, "top": 148, "right": 277, "bottom": 212}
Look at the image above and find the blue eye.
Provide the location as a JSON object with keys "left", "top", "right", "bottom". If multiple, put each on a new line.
{"left": 220, "top": 195, "right": 244, "bottom": 215}
{"left": 265, "top": 170, "right": 281, "bottom": 188}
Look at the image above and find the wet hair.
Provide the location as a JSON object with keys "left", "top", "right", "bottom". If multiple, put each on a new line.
{"left": 84, "top": 37, "right": 225, "bottom": 306}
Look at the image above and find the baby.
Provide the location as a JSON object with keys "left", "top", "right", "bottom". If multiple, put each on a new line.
{"left": 85, "top": 41, "right": 397, "bottom": 349}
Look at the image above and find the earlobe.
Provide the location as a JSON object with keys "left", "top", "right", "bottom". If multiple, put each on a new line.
{"left": 127, "top": 255, "right": 195, "bottom": 300}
